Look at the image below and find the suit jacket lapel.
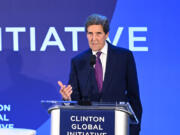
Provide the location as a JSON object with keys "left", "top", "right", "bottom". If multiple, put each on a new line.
{"left": 102, "top": 43, "right": 114, "bottom": 93}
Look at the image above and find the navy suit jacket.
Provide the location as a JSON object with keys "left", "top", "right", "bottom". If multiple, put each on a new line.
{"left": 68, "top": 41, "right": 142, "bottom": 135}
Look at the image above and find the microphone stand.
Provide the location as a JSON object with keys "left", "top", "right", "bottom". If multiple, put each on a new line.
{"left": 78, "top": 55, "right": 96, "bottom": 106}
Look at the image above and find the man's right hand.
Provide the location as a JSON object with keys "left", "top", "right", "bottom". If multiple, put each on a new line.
{"left": 58, "top": 81, "right": 72, "bottom": 101}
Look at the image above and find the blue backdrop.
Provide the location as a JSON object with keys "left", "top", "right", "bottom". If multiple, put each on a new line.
{"left": 0, "top": 0, "right": 179, "bottom": 134}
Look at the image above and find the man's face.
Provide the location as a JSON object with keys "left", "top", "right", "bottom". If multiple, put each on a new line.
{"left": 87, "top": 25, "right": 109, "bottom": 51}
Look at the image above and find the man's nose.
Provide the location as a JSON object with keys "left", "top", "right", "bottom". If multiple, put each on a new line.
{"left": 92, "top": 34, "right": 97, "bottom": 41}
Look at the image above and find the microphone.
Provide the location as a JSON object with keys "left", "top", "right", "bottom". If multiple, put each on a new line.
{"left": 78, "top": 55, "right": 96, "bottom": 106}
{"left": 90, "top": 55, "right": 96, "bottom": 67}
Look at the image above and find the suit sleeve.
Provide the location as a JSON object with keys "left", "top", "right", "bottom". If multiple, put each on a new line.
{"left": 68, "top": 59, "right": 82, "bottom": 101}
{"left": 126, "top": 51, "right": 142, "bottom": 133}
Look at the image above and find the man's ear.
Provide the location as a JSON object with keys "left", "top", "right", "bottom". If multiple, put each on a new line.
{"left": 105, "top": 32, "right": 109, "bottom": 39}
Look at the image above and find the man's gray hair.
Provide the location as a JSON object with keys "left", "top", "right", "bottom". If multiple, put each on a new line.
{"left": 85, "top": 14, "right": 109, "bottom": 34}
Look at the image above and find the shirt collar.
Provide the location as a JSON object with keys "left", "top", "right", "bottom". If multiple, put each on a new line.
{"left": 92, "top": 41, "right": 108, "bottom": 55}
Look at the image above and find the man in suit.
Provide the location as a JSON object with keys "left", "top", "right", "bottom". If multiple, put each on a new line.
{"left": 58, "top": 14, "right": 142, "bottom": 135}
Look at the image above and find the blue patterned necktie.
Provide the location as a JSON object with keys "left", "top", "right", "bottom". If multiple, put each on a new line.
{"left": 95, "top": 51, "right": 103, "bottom": 92}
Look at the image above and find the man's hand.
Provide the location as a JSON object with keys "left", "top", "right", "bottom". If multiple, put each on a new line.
{"left": 58, "top": 81, "right": 72, "bottom": 101}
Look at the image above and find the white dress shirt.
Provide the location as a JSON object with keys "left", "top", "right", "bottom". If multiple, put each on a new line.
{"left": 92, "top": 42, "right": 108, "bottom": 81}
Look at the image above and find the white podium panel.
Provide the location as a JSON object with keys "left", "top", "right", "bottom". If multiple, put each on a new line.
{"left": 0, "top": 128, "right": 36, "bottom": 135}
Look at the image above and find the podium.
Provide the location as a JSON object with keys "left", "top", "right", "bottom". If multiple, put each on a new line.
{"left": 41, "top": 101, "right": 138, "bottom": 135}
